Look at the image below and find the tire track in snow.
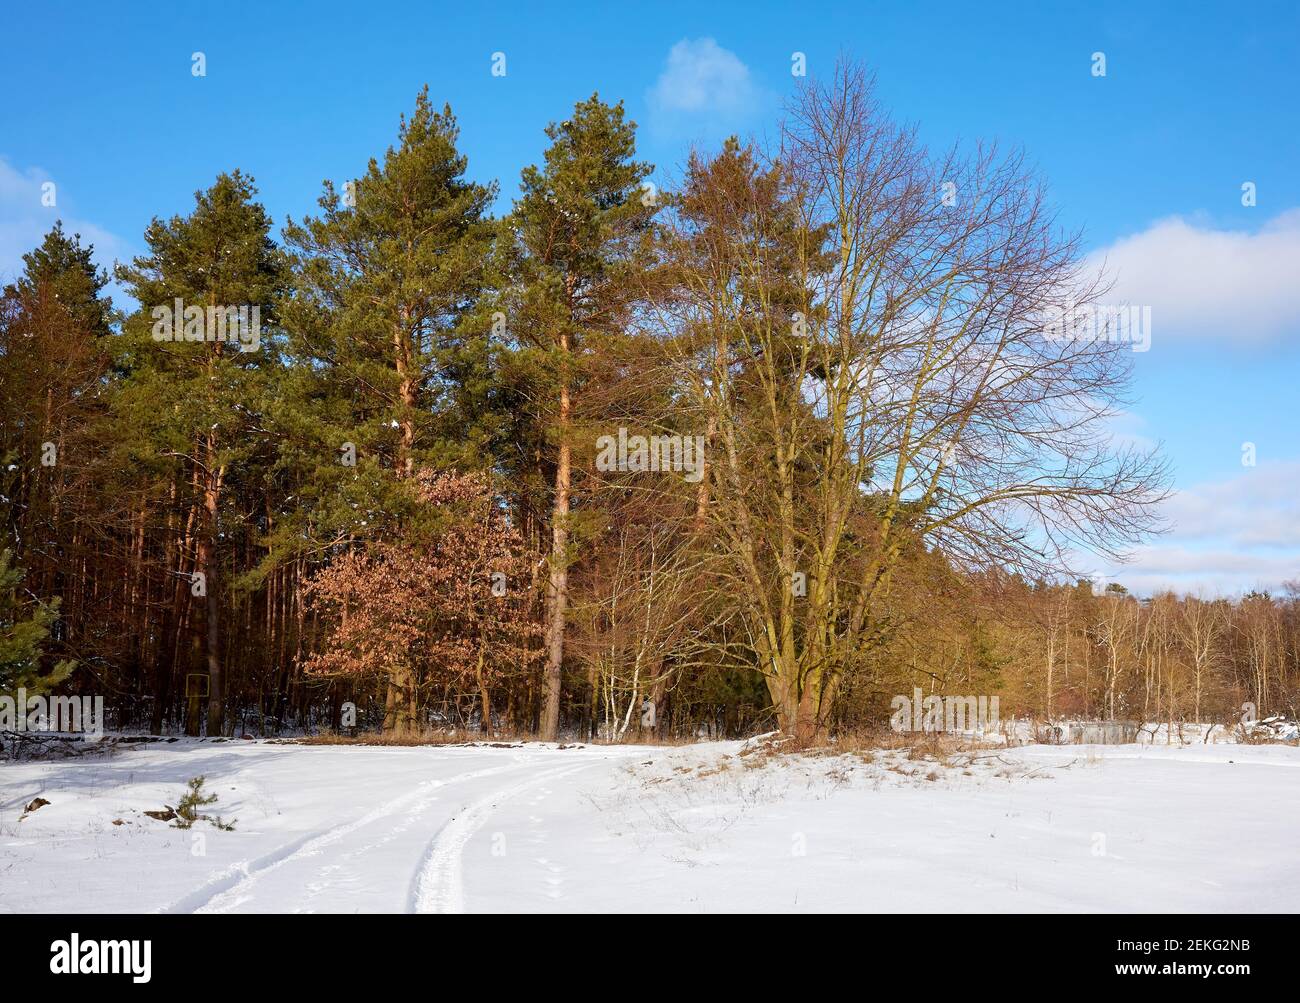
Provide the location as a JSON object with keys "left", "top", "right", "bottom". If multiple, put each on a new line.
{"left": 410, "top": 762, "right": 596, "bottom": 914}
{"left": 162, "top": 760, "right": 531, "bottom": 914}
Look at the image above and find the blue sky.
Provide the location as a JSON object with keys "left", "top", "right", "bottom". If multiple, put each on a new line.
{"left": 3, "top": 0, "right": 1298, "bottom": 595}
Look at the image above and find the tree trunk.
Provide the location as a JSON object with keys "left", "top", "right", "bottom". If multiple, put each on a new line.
{"left": 394, "top": 306, "right": 415, "bottom": 478}
{"left": 540, "top": 333, "right": 571, "bottom": 742}
{"left": 202, "top": 453, "right": 225, "bottom": 736}
{"left": 475, "top": 645, "right": 492, "bottom": 735}
{"left": 383, "top": 678, "right": 397, "bottom": 732}
{"left": 385, "top": 663, "right": 418, "bottom": 734}
{"left": 1045, "top": 633, "right": 1055, "bottom": 720}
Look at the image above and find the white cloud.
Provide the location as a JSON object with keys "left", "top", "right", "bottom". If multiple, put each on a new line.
{"left": 0, "top": 156, "right": 131, "bottom": 295}
{"left": 1088, "top": 209, "right": 1300, "bottom": 341}
{"left": 646, "top": 38, "right": 766, "bottom": 138}
{"left": 1101, "top": 461, "right": 1300, "bottom": 596}
{"left": 1102, "top": 547, "right": 1298, "bottom": 598}
{"left": 1159, "top": 461, "right": 1300, "bottom": 549}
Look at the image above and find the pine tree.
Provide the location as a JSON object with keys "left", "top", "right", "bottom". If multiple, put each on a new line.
{"left": 280, "top": 87, "right": 495, "bottom": 498}
{"left": 500, "top": 95, "right": 655, "bottom": 739}
{"left": 278, "top": 89, "right": 498, "bottom": 729}
{"left": 10, "top": 221, "right": 114, "bottom": 338}
{"left": 0, "top": 224, "right": 114, "bottom": 676}
{"left": 0, "top": 548, "right": 73, "bottom": 695}
{"left": 114, "top": 171, "right": 285, "bottom": 735}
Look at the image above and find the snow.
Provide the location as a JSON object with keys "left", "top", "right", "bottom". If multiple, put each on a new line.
{"left": 1, "top": 737, "right": 1297, "bottom": 912}
{"left": 988, "top": 717, "right": 1300, "bottom": 746}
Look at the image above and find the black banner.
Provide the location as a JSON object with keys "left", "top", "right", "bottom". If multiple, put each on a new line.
{"left": 1, "top": 913, "right": 1286, "bottom": 990}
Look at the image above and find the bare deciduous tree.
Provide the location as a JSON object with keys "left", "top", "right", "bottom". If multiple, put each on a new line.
{"left": 650, "top": 61, "right": 1169, "bottom": 743}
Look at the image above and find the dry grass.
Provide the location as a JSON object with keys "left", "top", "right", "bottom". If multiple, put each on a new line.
{"left": 292, "top": 729, "right": 527, "bottom": 748}
{"left": 290, "top": 727, "right": 707, "bottom": 749}
{"left": 611, "top": 730, "right": 725, "bottom": 747}
{"left": 291, "top": 724, "right": 1016, "bottom": 762}
{"left": 806, "top": 726, "right": 1002, "bottom": 761}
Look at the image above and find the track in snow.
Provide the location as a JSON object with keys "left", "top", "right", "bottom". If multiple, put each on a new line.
{"left": 410, "top": 762, "right": 597, "bottom": 914}
{"left": 163, "top": 760, "right": 535, "bottom": 914}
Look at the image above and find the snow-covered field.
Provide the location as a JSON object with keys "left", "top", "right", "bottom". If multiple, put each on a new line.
{"left": 2, "top": 737, "right": 1297, "bottom": 912}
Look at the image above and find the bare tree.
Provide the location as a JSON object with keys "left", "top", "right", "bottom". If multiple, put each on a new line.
{"left": 1235, "top": 592, "right": 1282, "bottom": 717}
{"left": 649, "top": 61, "right": 1169, "bottom": 743}
{"left": 1093, "top": 587, "right": 1138, "bottom": 719}
{"left": 1178, "top": 594, "right": 1226, "bottom": 722}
